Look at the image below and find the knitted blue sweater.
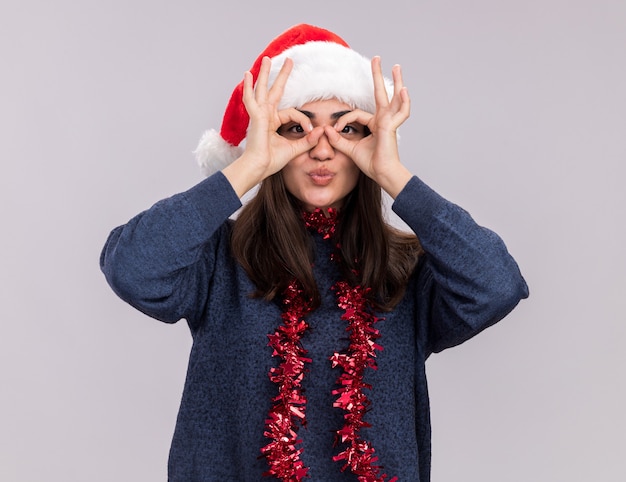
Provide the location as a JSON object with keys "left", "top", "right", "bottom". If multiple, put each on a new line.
{"left": 100, "top": 172, "right": 528, "bottom": 481}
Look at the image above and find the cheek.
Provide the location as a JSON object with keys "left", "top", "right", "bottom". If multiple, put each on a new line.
{"left": 345, "top": 164, "right": 361, "bottom": 190}
{"left": 280, "top": 163, "right": 301, "bottom": 195}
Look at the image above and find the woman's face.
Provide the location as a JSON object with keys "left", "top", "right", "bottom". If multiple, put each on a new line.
{"left": 278, "top": 99, "right": 366, "bottom": 212}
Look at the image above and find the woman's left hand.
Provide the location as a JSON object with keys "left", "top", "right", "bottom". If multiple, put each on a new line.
{"left": 325, "top": 57, "right": 413, "bottom": 198}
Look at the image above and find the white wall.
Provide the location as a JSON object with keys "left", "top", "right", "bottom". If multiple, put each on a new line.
{"left": 1, "top": 1, "right": 624, "bottom": 480}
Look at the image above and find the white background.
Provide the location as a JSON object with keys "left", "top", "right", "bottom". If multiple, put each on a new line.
{"left": 1, "top": 1, "right": 624, "bottom": 480}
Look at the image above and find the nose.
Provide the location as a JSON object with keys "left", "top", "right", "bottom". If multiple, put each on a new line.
{"left": 309, "top": 132, "right": 334, "bottom": 161}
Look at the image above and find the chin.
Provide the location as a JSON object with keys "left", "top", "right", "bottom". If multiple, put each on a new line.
{"left": 303, "top": 200, "right": 341, "bottom": 212}
{"left": 295, "top": 188, "right": 349, "bottom": 212}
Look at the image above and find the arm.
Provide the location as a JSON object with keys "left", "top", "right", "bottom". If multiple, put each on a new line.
{"left": 329, "top": 58, "right": 527, "bottom": 351}
{"left": 100, "top": 172, "right": 242, "bottom": 325}
{"left": 101, "top": 57, "right": 322, "bottom": 323}
{"left": 393, "top": 176, "right": 529, "bottom": 354}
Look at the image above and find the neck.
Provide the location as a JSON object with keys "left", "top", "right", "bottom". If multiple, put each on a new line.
{"left": 302, "top": 208, "right": 338, "bottom": 239}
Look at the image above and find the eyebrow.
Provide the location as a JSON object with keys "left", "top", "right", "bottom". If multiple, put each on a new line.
{"left": 297, "top": 109, "right": 352, "bottom": 120}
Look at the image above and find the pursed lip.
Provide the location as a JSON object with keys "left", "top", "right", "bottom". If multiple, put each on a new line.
{"left": 308, "top": 168, "right": 335, "bottom": 185}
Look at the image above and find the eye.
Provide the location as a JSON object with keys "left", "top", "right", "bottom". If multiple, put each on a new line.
{"left": 339, "top": 124, "right": 364, "bottom": 137}
{"left": 278, "top": 123, "right": 305, "bottom": 139}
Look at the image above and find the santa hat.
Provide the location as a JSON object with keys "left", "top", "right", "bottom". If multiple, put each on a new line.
{"left": 194, "top": 24, "right": 392, "bottom": 176}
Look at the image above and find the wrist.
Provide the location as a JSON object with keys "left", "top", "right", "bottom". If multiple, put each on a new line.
{"left": 374, "top": 164, "right": 412, "bottom": 199}
{"left": 222, "top": 154, "right": 267, "bottom": 198}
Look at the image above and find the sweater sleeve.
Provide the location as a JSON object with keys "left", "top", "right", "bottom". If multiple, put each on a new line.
{"left": 392, "top": 176, "right": 529, "bottom": 355}
{"left": 100, "top": 172, "right": 242, "bottom": 326}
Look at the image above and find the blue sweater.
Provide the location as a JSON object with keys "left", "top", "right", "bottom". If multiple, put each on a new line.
{"left": 100, "top": 172, "right": 528, "bottom": 481}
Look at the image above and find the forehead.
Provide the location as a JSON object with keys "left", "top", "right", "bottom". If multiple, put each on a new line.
{"left": 298, "top": 99, "right": 353, "bottom": 119}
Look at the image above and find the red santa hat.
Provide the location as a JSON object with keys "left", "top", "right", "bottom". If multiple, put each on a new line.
{"left": 195, "top": 24, "right": 392, "bottom": 176}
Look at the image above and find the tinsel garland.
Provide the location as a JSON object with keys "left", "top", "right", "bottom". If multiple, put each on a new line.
{"left": 261, "top": 209, "right": 397, "bottom": 481}
{"left": 260, "top": 278, "right": 312, "bottom": 480}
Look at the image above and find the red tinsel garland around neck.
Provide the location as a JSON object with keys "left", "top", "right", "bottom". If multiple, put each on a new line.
{"left": 260, "top": 208, "right": 397, "bottom": 482}
{"left": 302, "top": 207, "right": 338, "bottom": 239}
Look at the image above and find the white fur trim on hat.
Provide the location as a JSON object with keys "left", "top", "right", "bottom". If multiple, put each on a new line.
{"left": 268, "top": 41, "right": 393, "bottom": 113}
{"left": 194, "top": 129, "right": 244, "bottom": 177}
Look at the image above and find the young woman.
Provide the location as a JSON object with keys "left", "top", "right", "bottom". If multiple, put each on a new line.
{"left": 101, "top": 24, "right": 528, "bottom": 482}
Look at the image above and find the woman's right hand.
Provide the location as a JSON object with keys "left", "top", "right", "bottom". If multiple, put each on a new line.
{"left": 223, "top": 56, "right": 324, "bottom": 198}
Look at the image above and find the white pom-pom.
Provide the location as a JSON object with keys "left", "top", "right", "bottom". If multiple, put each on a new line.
{"left": 194, "top": 129, "right": 244, "bottom": 177}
